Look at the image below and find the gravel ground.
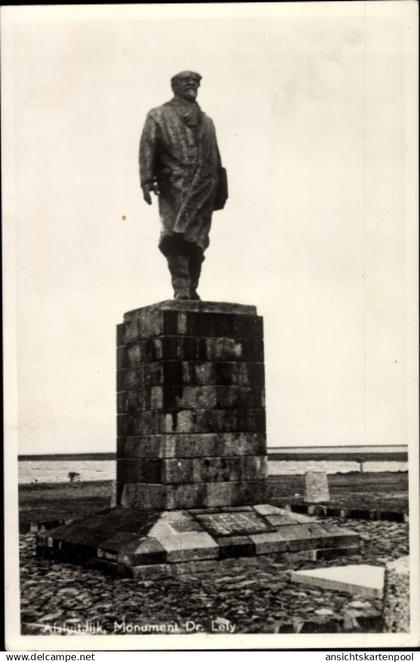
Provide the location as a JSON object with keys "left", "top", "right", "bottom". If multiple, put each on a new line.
{"left": 19, "top": 518, "right": 409, "bottom": 636}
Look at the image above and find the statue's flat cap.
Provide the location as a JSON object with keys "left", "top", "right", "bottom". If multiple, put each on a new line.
{"left": 171, "top": 70, "right": 202, "bottom": 83}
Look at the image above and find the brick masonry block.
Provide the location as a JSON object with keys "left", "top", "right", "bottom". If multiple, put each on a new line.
{"left": 116, "top": 456, "right": 267, "bottom": 484}
{"left": 118, "top": 336, "right": 264, "bottom": 367}
{"left": 120, "top": 480, "right": 266, "bottom": 509}
{"left": 117, "top": 361, "right": 265, "bottom": 390}
{"left": 117, "top": 385, "right": 265, "bottom": 412}
{"left": 179, "top": 312, "right": 263, "bottom": 339}
{"left": 204, "top": 480, "right": 266, "bottom": 507}
{"left": 119, "top": 309, "right": 263, "bottom": 344}
{"left": 117, "top": 458, "right": 162, "bottom": 484}
{"left": 120, "top": 482, "right": 207, "bottom": 509}
{"left": 121, "top": 433, "right": 267, "bottom": 459}
{"left": 117, "top": 409, "right": 266, "bottom": 436}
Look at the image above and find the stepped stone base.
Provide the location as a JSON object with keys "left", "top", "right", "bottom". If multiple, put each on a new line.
{"left": 36, "top": 504, "right": 360, "bottom": 576}
{"left": 37, "top": 301, "right": 360, "bottom": 574}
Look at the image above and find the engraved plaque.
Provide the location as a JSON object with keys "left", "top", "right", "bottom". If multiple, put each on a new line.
{"left": 195, "top": 511, "right": 275, "bottom": 537}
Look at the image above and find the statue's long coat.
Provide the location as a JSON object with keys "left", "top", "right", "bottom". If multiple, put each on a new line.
{"left": 139, "top": 97, "right": 221, "bottom": 256}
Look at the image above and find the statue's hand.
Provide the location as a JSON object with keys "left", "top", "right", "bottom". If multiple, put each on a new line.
{"left": 142, "top": 182, "right": 159, "bottom": 205}
{"left": 142, "top": 184, "right": 153, "bottom": 205}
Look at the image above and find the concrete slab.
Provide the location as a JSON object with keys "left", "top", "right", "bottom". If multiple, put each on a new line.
{"left": 289, "top": 564, "right": 385, "bottom": 598}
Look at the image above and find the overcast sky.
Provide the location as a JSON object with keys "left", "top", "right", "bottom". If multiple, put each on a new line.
{"left": 3, "top": 3, "right": 417, "bottom": 454}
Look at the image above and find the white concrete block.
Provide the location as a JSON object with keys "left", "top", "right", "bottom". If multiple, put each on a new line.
{"left": 289, "top": 564, "right": 385, "bottom": 598}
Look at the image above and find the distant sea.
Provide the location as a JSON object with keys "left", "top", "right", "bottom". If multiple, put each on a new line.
{"left": 18, "top": 458, "right": 408, "bottom": 484}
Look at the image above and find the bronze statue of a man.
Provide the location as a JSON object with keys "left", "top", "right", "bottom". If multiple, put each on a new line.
{"left": 139, "top": 71, "right": 227, "bottom": 300}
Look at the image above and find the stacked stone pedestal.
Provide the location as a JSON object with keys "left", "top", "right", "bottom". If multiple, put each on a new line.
{"left": 116, "top": 301, "right": 267, "bottom": 510}
{"left": 37, "top": 301, "right": 360, "bottom": 574}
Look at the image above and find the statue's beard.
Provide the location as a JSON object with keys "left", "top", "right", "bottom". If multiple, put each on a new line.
{"left": 182, "top": 88, "right": 197, "bottom": 101}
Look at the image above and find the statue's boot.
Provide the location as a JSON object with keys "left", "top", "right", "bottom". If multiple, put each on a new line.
{"left": 166, "top": 253, "right": 191, "bottom": 300}
{"left": 189, "top": 253, "right": 204, "bottom": 300}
